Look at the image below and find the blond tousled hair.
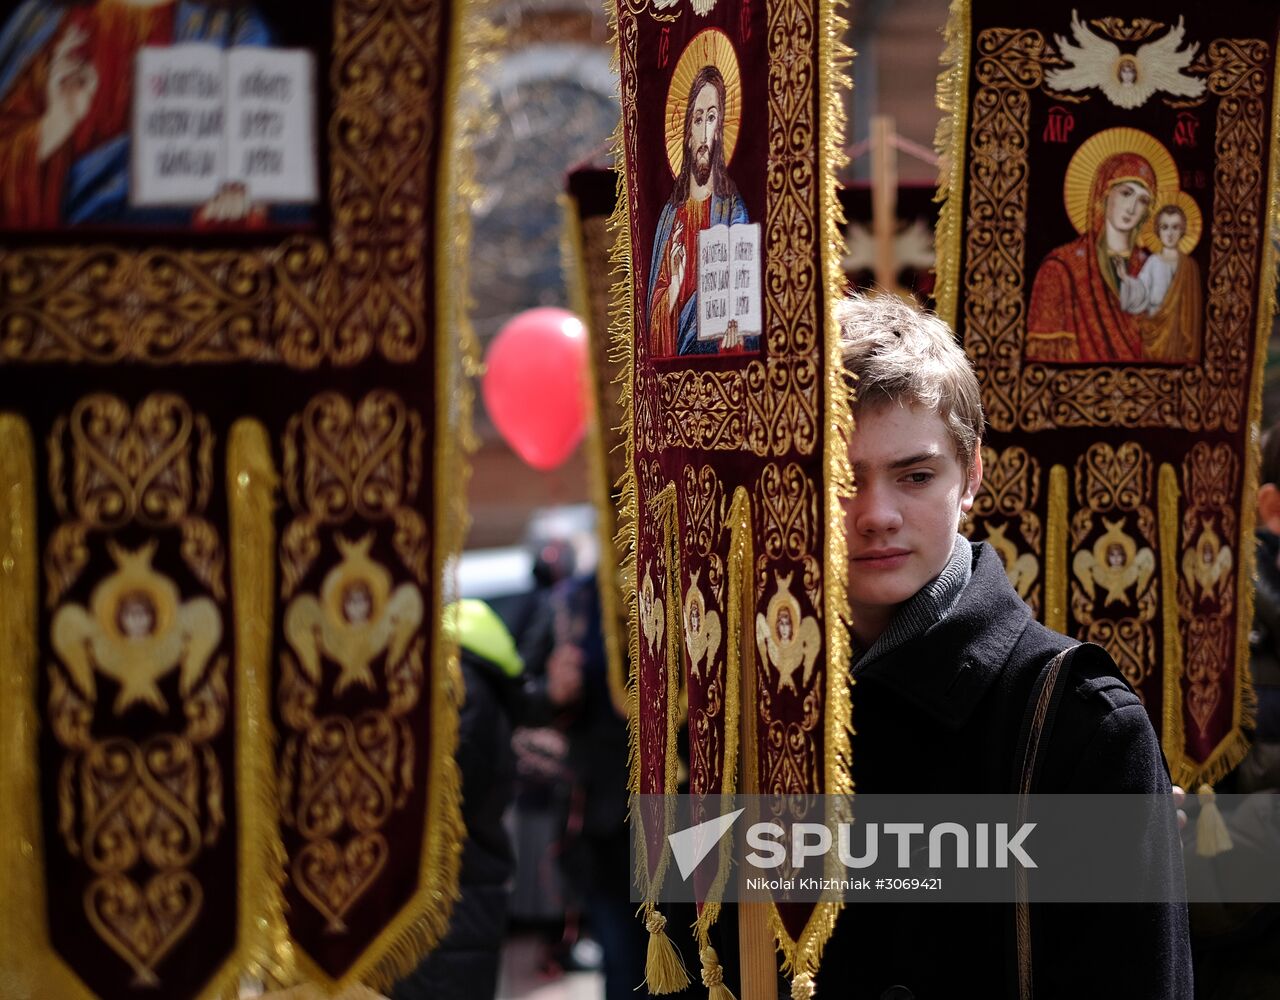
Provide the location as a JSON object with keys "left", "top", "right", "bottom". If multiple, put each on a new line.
{"left": 836, "top": 292, "right": 984, "bottom": 468}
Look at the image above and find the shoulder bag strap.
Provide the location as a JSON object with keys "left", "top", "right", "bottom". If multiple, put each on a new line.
{"left": 1010, "top": 645, "right": 1077, "bottom": 1000}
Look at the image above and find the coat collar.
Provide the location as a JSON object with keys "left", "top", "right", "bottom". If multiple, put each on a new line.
{"left": 856, "top": 542, "right": 1033, "bottom": 730}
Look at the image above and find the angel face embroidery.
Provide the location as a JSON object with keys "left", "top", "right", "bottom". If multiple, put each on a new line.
{"left": 284, "top": 533, "right": 424, "bottom": 695}
{"left": 1182, "top": 521, "right": 1233, "bottom": 600}
{"left": 1072, "top": 519, "right": 1156, "bottom": 607}
{"left": 755, "top": 572, "right": 820, "bottom": 694}
{"left": 51, "top": 540, "right": 222, "bottom": 715}
{"left": 982, "top": 522, "right": 1040, "bottom": 601}
{"left": 683, "top": 569, "right": 722, "bottom": 680}
{"left": 1047, "top": 12, "right": 1206, "bottom": 109}
{"left": 640, "top": 564, "right": 665, "bottom": 657}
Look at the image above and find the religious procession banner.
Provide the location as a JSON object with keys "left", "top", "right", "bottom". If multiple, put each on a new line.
{"left": 936, "top": 0, "right": 1280, "bottom": 789}
{"left": 0, "top": 0, "right": 482, "bottom": 995}
{"left": 563, "top": 162, "right": 630, "bottom": 721}
{"left": 838, "top": 182, "right": 939, "bottom": 305}
{"left": 562, "top": 165, "right": 934, "bottom": 743}
{"left": 609, "top": 0, "right": 851, "bottom": 987}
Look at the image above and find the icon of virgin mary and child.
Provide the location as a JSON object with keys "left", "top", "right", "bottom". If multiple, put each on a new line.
{"left": 1026, "top": 127, "right": 1203, "bottom": 365}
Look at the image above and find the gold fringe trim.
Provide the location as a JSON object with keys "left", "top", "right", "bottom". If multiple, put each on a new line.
{"left": 694, "top": 488, "right": 751, "bottom": 945}
{"left": 1194, "top": 784, "right": 1234, "bottom": 857}
{"left": 1163, "top": 40, "right": 1280, "bottom": 790}
{"left": 699, "top": 945, "right": 737, "bottom": 1000}
{"left": 762, "top": 0, "right": 857, "bottom": 978}
{"left": 561, "top": 191, "right": 630, "bottom": 720}
{"left": 1158, "top": 463, "right": 1190, "bottom": 787}
{"left": 259, "top": 986, "right": 387, "bottom": 1000}
{"left": 298, "top": 0, "right": 493, "bottom": 987}
{"left": 1045, "top": 466, "right": 1068, "bottom": 635}
{"left": 1162, "top": 17, "right": 1280, "bottom": 788}
{"left": 223, "top": 419, "right": 294, "bottom": 998}
{"left": 604, "top": 0, "right": 653, "bottom": 935}
{"left": 932, "top": 0, "right": 972, "bottom": 331}
{"left": 0, "top": 415, "right": 38, "bottom": 1000}
{"left": 1208, "top": 51, "right": 1280, "bottom": 787}
{"left": 643, "top": 904, "right": 692, "bottom": 993}
{"left": 1160, "top": 83, "right": 1277, "bottom": 792}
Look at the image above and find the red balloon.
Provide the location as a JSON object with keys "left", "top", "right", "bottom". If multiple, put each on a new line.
{"left": 482, "top": 307, "right": 589, "bottom": 471}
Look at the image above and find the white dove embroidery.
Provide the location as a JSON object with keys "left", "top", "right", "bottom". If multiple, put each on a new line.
{"left": 1046, "top": 11, "right": 1206, "bottom": 110}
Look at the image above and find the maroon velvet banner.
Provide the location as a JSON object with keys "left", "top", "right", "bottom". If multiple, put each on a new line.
{"left": 936, "top": 0, "right": 1280, "bottom": 788}
{"left": 610, "top": 0, "right": 852, "bottom": 981}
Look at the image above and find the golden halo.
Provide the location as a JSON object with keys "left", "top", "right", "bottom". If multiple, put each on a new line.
{"left": 1063, "top": 127, "right": 1178, "bottom": 235}
{"left": 321, "top": 534, "right": 392, "bottom": 626}
{"left": 1139, "top": 189, "right": 1203, "bottom": 255}
{"left": 765, "top": 572, "right": 800, "bottom": 642}
{"left": 92, "top": 543, "right": 179, "bottom": 639}
{"left": 663, "top": 28, "right": 742, "bottom": 178}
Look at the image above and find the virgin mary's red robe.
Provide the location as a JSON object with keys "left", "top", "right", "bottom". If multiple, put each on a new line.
{"left": 1025, "top": 151, "right": 1157, "bottom": 364}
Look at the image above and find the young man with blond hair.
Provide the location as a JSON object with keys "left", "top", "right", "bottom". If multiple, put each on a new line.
{"left": 813, "top": 293, "right": 1191, "bottom": 997}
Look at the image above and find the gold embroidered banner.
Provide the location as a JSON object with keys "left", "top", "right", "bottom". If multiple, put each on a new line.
{"left": 565, "top": 172, "right": 939, "bottom": 733}
{"left": 608, "top": 0, "right": 852, "bottom": 985}
{"left": 936, "top": 0, "right": 1280, "bottom": 788}
{"left": 0, "top": 0, "right": 483, "bottom": 995}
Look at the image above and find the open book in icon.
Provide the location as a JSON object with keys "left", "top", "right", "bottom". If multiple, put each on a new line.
{"left": 697, "top": 221, "right": 762, "bottom": 345}
{"left": 132, "top": 44, "right": 318, "bottom": 208}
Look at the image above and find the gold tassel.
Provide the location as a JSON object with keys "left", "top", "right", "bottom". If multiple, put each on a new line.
{"left": 791, "top": 970, "right": 816, "bottom": 999}
{"left": 699, "top": 945, "right": 737, "bottom": 1000}
{"left": 1195, "top": 784, "right": 1234, "bottom": 858}
{"left": 643, "top": 906, "right": 691, "bottom": 993}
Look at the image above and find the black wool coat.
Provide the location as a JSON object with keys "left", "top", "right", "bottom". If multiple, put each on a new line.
{"left": 812, "top": 541, "right": 1193, "bottom": 1000}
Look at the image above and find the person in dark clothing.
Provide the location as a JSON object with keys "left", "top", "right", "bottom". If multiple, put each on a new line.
{"left": 550, "top": 571, "right": 655, "bottom": 998}
{"left": 546, "top": 570, "right": 705, "bottom": 998}
{"left": 393, "top": 599, "right": 524, "bottom": 1000}
{"left": 809, "top": 293, "right": 1191, "bottom": 998}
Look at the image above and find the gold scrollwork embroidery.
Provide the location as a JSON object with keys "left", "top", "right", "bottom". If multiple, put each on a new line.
{"left": 681, "top": 464, "right": 728, "bottom": 795}
{"left": 965, "top": 445, "right": 1044, "bottom": 616}
{"left": 281, "top": 391, "right": 427, "bottom": 600}
{"left": 750, "top": 463, "right": 822, "bottom": 798}
{"left": 1069, "top": 443, "right": 1159, "bottom": 693}
{"left": 278, "top": 390, "right": 429, "bottom": 933}
{"left": 756, "top": 462, "right": 821, "bottom": 611}
{"left": 45, "top": 393, "right": 227, "bottom": 986}
{"left": 46, "top": 394, "right": 224, "bottom": 607}
{"left": 1178, "top": 443, "right": 1240, "bottom": 736}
